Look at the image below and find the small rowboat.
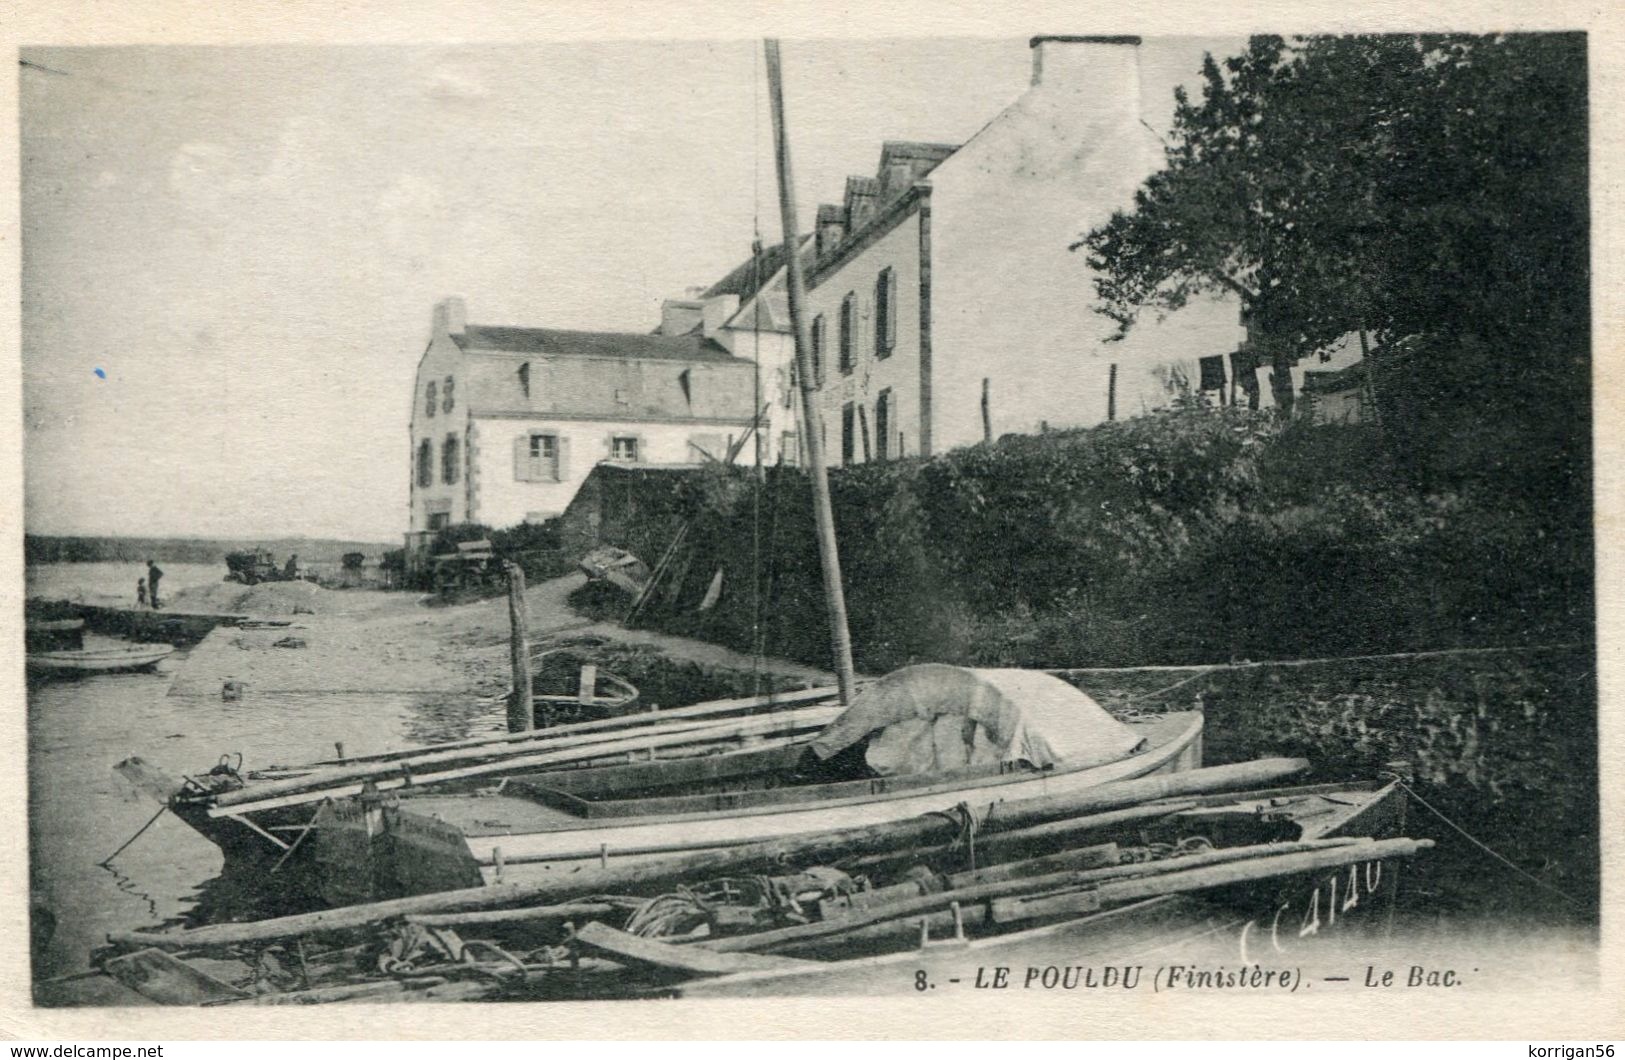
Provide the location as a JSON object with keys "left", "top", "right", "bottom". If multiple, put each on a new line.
{"left": 28, "top": 643, "right": 175, "bottom": 676}
{"left": 26, "top": 618, "right": 85, "bottom": 652}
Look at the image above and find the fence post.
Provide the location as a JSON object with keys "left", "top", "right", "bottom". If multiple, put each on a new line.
{"left": 506, "top": 561, "right": 535, "bottom": 732}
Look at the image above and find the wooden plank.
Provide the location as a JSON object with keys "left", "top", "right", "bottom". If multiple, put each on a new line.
{"left": 704, "top": 838, "right": 1369, "bottom": 954}
{"left": 294, "top": 684, "right": 839, "bottom": 768}
{"left": 102, "top": 948, "right": 249, "bottom": 1005}
{"left": 992, "top": 836, "right": 1432, "bottom": 924}
{"left": 403, "top": 903, "right": 620, "bottom": 928}
{"left": 572, "top": 921, "right": 813, "bottom": 976}
{"left": 209, "top": 707, "right": 840, "bottom": 817}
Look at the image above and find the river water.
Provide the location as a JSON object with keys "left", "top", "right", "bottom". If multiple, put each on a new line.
{"left": 27, "top": 564, "right": 507, "bottom": 985}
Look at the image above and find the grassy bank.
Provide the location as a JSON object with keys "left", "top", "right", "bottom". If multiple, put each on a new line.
{"left": 566, "top": 408, "right": 1591, "bottom": 673}
{"left": 1056, "top": 647, "right": 1597, "bottom": 919}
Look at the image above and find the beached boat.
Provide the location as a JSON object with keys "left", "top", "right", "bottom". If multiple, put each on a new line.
{"left": 26, "top": 617, "right": 85, "bottom": 652}
{"left": 28, "top": 643, "right": 175, "bottom": 676}
{"left": 668, "top": 777, "right": 1418, "bottom": 998}
{"left": 91, "top": 767, "right": 1427, "bottom": 1006}
{"left": 118, "top": 665, "right": 1201, "bottom": 907}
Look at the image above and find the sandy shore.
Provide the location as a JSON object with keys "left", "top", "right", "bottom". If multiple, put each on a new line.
{"left": 166, "top": 573, "right": 832, "bottom": 698}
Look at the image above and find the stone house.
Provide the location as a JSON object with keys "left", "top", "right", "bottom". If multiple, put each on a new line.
{"left": 782, "top": 35, "right": 1253, "bottom": 466}
{"left": 406, "top": 297, "right": 758, "bottom": 555}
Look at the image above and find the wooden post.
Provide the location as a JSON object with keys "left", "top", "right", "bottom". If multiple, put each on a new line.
{"left": 505, "top": 561, "right": 534, "bottom": 732}
{"left": 1107, "top": 363, "right": 1118, "bottom": 422}
{"left": 765, "top": 39, "right": 857, "bottom": 706}
{"left": 981, "top": 377, "right": 992, "bottom": 443}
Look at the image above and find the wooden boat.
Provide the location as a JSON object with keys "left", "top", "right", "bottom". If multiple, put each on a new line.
{"left": 116, "top": 666, "right": 1202, "bottom": 907}
{"left": 667, "top": 777, "right": 1419, "bottom": 998}
{"left": 28, "top": 643, "right": 175, "bottom": 676}
{"left": 93, "top": 768, "right": 1427, "bottom": 1006}
{"left": 26, "top": 617, "right": 85, "bottom": 652}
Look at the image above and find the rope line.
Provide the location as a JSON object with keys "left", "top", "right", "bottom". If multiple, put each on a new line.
{"left": 1120, "top": 667, "right": 1217, "bottom": 705}
{"left": 1384, "top": 774, "right": 1583, "bottom": 907}
{"left": 1048, "top": 641, "right": 1588, "bottom": 677}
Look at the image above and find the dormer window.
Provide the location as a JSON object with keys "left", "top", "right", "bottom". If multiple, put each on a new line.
{"left": 425, "top": 381, "right": 437, "bottom": 418}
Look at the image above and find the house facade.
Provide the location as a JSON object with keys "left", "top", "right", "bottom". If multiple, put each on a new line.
{"left": 785, "top": 36, "right": 1254, "bottom": 466}
{"left": 655, "top": 236, "right": 812, "bottom": 468}
{"left": 407, "top": 297, "right": 758, "bottom": 549}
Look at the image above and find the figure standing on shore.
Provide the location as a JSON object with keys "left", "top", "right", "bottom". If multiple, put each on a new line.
{"left": 146, "top": 560, "right": 164, "bottom": 610}
{"left": 136, "top": 578, "right": 147, "bottom": 607}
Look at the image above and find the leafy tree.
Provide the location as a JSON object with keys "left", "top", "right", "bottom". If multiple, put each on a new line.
{"left": 1079, "top": 33, "right": 1588, "bottom": 448}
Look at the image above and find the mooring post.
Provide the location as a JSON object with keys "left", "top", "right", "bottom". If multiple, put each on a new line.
{"left": 505, "top": 561, "right": 535, "bottom": 732}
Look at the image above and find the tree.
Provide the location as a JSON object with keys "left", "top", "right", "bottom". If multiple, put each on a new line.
{"left": 1079, "top": 33, "right": 1588, "bottom": 443}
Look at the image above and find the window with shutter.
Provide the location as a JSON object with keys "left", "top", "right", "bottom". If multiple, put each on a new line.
{"left": 521, "top": 432, "right": 561, "bottom": 482}
{"left": 839, "top": 293, "right": 854, "bottom": 375}
{"left": 425, "top": 381, "right": 437, "bottom": 418}
{"left": 442, "top": 433, "right": 460, "bottom": 484}
{"left": 417, "top": 440, "right": 433, "bottom": 488}
{"left": 811, "top": 315, "right": 826, "bottom": 387}
{"left": 876, "top": 388, "right": 891, "bottom": 460}
{"left": 876, "top": 268, "right": 896, "bottom": 358}
{"left": 443, "top": 375, "right": 455, "bottom": 412}
{"left": 840, "top": 403, "right": 855, "bottom": 466}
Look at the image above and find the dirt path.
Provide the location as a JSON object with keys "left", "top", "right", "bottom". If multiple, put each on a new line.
{"left": 168, "top": 573, "right": 832, "bottom": 698}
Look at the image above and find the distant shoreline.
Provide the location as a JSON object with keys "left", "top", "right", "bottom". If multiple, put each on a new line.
{"left": 24, "top": 534, "right": 398, "bottom": 566}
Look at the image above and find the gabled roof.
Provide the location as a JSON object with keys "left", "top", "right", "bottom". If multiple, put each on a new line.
{"left": 454, "top": 325, "right": 740, "bottom": 364}
{"left": 702, "top": 235, "right": 814, "bottom": 304}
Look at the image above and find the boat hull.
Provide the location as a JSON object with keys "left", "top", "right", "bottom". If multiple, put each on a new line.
{"left": 28, "top": 644, "right": 175, "bottom": 675}
{"left": 674, "top": 780, "right": 1408, "bottom": 998}
{"left": 283, "top": 711, "right": 1203, "bottom": 906}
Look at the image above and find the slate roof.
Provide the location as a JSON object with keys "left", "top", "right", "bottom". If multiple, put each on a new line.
{"left": 454, "top": 325, "right": 741, "bottom": 364}
{"left": 702, "top": 235, "right": 814, "bottom": 303}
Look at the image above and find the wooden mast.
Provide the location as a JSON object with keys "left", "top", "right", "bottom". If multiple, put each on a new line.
{"left": 764, "top": 39, "right": 856, "bottom": 705}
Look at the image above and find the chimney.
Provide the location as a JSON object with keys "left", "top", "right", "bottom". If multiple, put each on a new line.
{"left": 701, "top": 294, "right": 740, "bottom": 337}
{"left": 433, "top": 296, "right": 467, "bottom": 339}
{"left": 1029, "top": 35, "right": 1143, "bottom": 116}
{"left": 815, "top": 204, "right": 847, "bottom": 258}
{"left": 660, "top": 298, "right": 705, "bottom": 336}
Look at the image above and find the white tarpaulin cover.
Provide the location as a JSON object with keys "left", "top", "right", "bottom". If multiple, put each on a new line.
{"left": 808, "top": 664, "right": 1145, "bottom": 776}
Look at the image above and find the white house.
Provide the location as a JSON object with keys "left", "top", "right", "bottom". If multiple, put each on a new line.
{"left": 407, "top": 297, "right": 759, "bottom": 550}
{"left": 784, "top": 35, "right": 1256, "bottom": 466}
{"left": 655, "top": 236, "right": 812, "bottom": 468}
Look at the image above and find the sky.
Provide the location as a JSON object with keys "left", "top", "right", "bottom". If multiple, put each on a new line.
{"left": 21, "top": 37, "right": 1241, "bottom": 543}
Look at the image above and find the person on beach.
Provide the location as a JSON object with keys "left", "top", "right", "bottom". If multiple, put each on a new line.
{"left": 146, "top": 560, "right": 164, "bottom": 610}
{"left": 136, "top": 578, "right": 147, "bottom": 607}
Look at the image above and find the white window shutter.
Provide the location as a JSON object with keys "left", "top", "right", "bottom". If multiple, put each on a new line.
{"left": 556, "top": 436, "right": 570, "bottom": 481}
{"left": 514, "top": 435, "right": 529, "bottom": 482}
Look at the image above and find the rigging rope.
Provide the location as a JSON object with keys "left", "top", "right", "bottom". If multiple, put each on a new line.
{"left": 1381, "top": 773, "right": 1583, "bottom": 907}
